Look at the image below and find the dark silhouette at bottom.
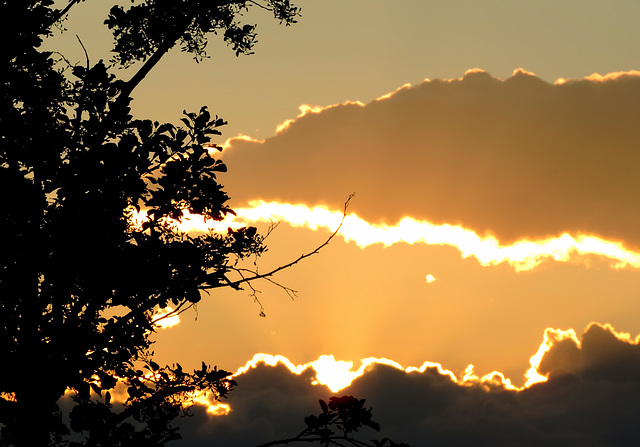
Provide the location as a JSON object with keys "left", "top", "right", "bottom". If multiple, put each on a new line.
{"left": 256, "top": 396, "right": 410, "bottom": 447}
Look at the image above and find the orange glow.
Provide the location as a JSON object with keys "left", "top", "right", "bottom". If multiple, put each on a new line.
{"left": 152, "top": 306, "right": 181, "bottom": 329}
{"left": 189, "top": 390, "right": 232, "bottom": 415}
{"left": 524, "top": 328, "right": 580, "bottom": 387}
{"left": 425, "top": 274, "right": 436, "bottom": 284}
{"left": 207, "top": 402, "right": 231, "bottom": 416}
{"left": 1, "top": 392, "right": 16, "bottom": 402}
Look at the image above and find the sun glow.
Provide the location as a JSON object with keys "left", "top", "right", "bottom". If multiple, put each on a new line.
{"left": 152, "top": 306, "right": 181, "bottom": 329}
{"left": 231, "top": 353, "right": 517, "bottom": 394}
{"left": 311, "top": 355, "right": 359, "bottom": 392}
{"left": 189, "top": 390, "right": 232, "bottom": 415}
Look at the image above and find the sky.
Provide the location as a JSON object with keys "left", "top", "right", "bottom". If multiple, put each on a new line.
{"left": 55, "top": 0, "right": 640, "bottom": 445}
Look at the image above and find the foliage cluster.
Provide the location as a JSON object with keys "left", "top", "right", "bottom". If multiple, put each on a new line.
{"left": 259, "top": 396, "right": 410, "bottom": 447}
{"left": 0, "top": 0, "right": 300, "bottom": 445}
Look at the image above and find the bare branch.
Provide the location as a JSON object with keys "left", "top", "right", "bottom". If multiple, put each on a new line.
{"left": 72, "top": 35, "right": 89, "bottom": 140}
{"left": 247, "top": 0, "right": 271, "bottom": 11}
{"left": 202, "top": 194, "right": 355, "bottom": 293}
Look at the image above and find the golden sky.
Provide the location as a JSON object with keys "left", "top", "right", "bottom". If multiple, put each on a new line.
{"left": 56, "top": 1, "right": 640, "bottom": 444}
{"left": 152, "top": 68, "right": 640, "bottom": 384}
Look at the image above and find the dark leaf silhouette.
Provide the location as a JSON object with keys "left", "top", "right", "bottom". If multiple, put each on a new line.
{"left": 257, "top": 396, "right": 410, "bottom": 447}
{"left": 0, "top": 1, "right": 352, "bottom": 446}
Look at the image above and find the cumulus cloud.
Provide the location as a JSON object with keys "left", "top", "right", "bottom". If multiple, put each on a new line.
{"left": 222, "top": 69, "right": 640, "bottom": 250}
{"left": 172, "top": 322, "right": 640, "bottom": 446}
{"left": 541, "top": 322, "right": 640, "bottom": 383}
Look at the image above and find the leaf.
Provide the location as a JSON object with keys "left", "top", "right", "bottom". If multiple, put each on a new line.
{"left": 212, "top": 161, "right": 227, "bottom": 172}
{"left": 156, "top": 122, "right": 174, "bottom": 134}
{"left": 305, "top": 415, "right": 319, "bottom": 429}
{"left": 319, "top": 399, "right": 328, "bottom": 414}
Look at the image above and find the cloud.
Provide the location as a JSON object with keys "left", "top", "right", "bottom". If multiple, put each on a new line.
{"left": 542, "top": 322, "right": 640, "bottom": 383}
{"left": 221, "top": 69, "right": 640, "bottom": 250}
{"left": 171, "top": 322, "right": 640, "bottom": 446}
{"left": 222, "top": 200, "right": 640, "bottom": 271}
{"left": 52, "top": 323, "right": 640, "bottom": 445}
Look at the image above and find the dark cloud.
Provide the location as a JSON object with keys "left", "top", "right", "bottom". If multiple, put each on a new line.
{"left": 171, "top": 323, "right": 640, "bottom": 446}
{"left": 544, "top": 323, "right": 640, "bottom": 383}
{"left": 176, "top": 364, "right": 327, "bottom": 446}
{"left": 222, "top": 69, "right": 640, "bottom": 249}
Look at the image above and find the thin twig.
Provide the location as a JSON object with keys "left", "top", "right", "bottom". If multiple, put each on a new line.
{"left": 201, "top": 194, "right": 354, "bottom": 293}
{"left": 230, "top": 267, "right": 298, "bottom": 299}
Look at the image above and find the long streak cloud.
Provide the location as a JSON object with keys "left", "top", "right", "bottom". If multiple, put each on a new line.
{"left": 172, "top": 201, "right": 640, "bottom": 272}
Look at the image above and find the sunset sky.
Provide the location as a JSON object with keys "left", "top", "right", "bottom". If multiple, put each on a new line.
{"left": 56, "top": 1, "right": 640, "bottom": 445}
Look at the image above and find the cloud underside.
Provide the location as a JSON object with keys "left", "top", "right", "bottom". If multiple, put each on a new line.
{"left": 170, "top": 322, "right": 640, "bottom": 446}
{"left": 222, "top": 69, "right": 640, "bottom": 250}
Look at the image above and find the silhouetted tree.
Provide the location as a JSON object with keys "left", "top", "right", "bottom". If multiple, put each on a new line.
{"left": 0, "top": 1, "right": 316, "bottom": 445}
{"left": 256, "top": 396, "right": 410, "bottom": 447}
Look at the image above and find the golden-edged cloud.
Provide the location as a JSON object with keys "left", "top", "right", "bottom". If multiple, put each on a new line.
{"left": 139, "top": 201, "right": 640, "bottom": 271}
{"left": 194, "top": 323, "right": 639, "bottom": 410}
{"left": 220, "top": 69, "right": 640, "bottom": 251}
{"left": 230, "top": 353, "right": 489, "bottom": 393}
{"left": 171, "top": 323, "right": 640, "bottom": 446}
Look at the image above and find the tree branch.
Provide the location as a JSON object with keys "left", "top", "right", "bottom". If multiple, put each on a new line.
{"left": 118, "top": 40, "right": 175, "bottom": 102}
{"left": 53, "top": 0, "right": 81, "bottom": 23}
{"left": 72, "top": 35, "right": 89, "bottom": 141}
{"left": 116, "top": 0, "right": 258, "bottom": 101}
{"left": 202, "top": 194, "right": 354, "bottom": 293}
{"left": 112, "top": 384, "right": 194, "bottom": 425}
